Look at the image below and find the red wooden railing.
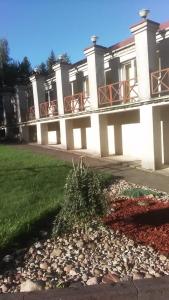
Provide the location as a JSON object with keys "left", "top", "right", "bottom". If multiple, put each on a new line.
{"left": 151, "top": 67, "right": 169, "bottom": 95}
{"left": 39, "top": 100, "right": 58, "bottom": 118}
{"left": 27, "top": 106, "right": 35, "bottom": 121}
{"left": 98, "top": 79, "right": 138, "bottom": 106}
{"left": 64, "top": 92, "right": 90, "bottom": 113}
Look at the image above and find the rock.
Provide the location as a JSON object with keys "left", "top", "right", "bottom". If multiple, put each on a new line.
{"left": 40, "top": 262, "right": 48, "bottom": 270}
{"left": 69, "top": 270, "right": 77, "bottom": 276}
{"left": 93, "top": 268, "right": 101, "bottom": 277}
{"left": 2, "top": 254, "right": 14, "bottom": 263}
{"left": 1, "top": 284, "right": 8, "bottom": 293}
{"left": 34, "top": 242, "right": 42, "bottom": 249}
{"left": 20, "top": 279, "right": 44, "bottom": 292}
{"left": 76, "top": 240, "right": 84, "bottom": 248}
{"left": 50, "top": 248, "right": 62, "bottom": 257}
{"left": 64, "top": 264, "right": 73, "bottom": 273}
{"left": 78, "top": 254, "right": 85, "bottom": 261}
{"left": 86, "top": 277, "right": 98, "bottom": 285}
{"left": 102, "top": 272, "right": 120, "bottom": 284}
{"left": 159, "top": 255, "right": 167, "bottom": 262}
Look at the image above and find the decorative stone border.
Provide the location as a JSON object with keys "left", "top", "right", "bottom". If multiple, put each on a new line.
{"left": 1, "top": 276, "right": 169, "bottom": 300}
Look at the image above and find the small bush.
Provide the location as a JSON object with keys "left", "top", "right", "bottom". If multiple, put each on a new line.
{"left": 121, "top": 187, "right": 158, "bottom": 198}
{"left": 53, "top": 157, "right": 107, "bottom": 235}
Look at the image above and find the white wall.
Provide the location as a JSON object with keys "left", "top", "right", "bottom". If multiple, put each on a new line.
{"left": 48, "top": 131, "right": 57, "bottom": 144}
{"left": 73, "top": 128, "right": 82, "bottom": 149}
{"left": 122, "top": 123, "right": 141, "bottom": 158}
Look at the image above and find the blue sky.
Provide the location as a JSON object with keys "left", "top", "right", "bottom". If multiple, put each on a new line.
{"left": 0, "top": 0, "right": 169, "bottom": 68}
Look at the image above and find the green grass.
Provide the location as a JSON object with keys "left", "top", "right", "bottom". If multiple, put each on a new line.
{"left": 0, "top": 145, "right": 72, "bottom": 250}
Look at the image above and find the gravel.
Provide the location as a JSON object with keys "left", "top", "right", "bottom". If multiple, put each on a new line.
{"left": 0, "top": 179, "right": 169, "bottom": 294}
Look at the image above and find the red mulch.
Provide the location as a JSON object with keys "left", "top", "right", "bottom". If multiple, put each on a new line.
{"left": 104, "top": 197, "right": 169, "bottom": 254}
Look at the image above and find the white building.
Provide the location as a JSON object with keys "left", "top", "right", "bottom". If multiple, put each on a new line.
{"left": 4, "top": 12, "right": 169, "bottom": 171}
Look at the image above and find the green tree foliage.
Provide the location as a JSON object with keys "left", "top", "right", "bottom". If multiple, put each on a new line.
{"left": 46, "top": 50, "right": 56, "bottom": 73}
{"left": 18, "top": 56, "right": 32, "bottom": 83}
{"left": 37, "top": 62, "right": 48, "bottom": 75}
{"left": 0, "top": 38, "right": 10, "bottom": 66}
{"left": 0, "top": 38, "right": 32, "bottom": 87}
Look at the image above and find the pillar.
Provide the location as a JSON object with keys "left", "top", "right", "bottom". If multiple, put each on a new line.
{"left": 60, "top": 118, "right": 74, "bottom": 149}
{"left": 37, "top": 123, "right": 48, "bottom": 144}
{"left": 84, "top": 45, "right": 105, "bottom": 109}
{"left": 114, "top": 124, "right": 123, "bottom": 155}
{"left": 30, "top": 75, "right": 45, "bottom": 119}
{"left": 131, "top": 19, "right": 159, "bottom": 100}
{"left": 140, "top": 105, "right": 162, "bottom": 170}
{"left": 53, "top": 62, "right": 71, "bottom": 115}
{"left": 90, "top": 113, "right": 108, "bottom": 156}
{"left": 162, "top": 120, "right": 169, "bottom": 164}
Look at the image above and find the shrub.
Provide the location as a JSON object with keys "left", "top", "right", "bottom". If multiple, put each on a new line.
{"left": 53, "top": 157, "right": 107, "bottom": 235}
{"left": 121, "top": 187, "right": 158, "bottom": 198}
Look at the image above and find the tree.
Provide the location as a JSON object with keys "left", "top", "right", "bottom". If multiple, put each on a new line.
{"left": 19, "top": 57, "right": 32, "bottom": 76}
{"left": 37, "top": 62, "right": 48, "bottom": 75}
{"left": 0, "top": 38, "right": 10, "bottom": 67}
{"left": 46, "top": 50, "right": 56, "bottom": 73}
{"left": 18, "top": 56, "right": 32, "bottom": 84}
{"left": 0, "top": 38, "right": 10, "bottom": 87}
{"left": 60, "top": 52, "right": 71, "bottom": 64}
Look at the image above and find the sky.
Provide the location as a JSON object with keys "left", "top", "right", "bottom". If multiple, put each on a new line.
{"left": 0, "top": 0, "right": 169, "bottom": 68}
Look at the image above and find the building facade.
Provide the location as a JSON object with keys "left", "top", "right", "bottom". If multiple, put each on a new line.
{"left": 2, "top": 15, "right": 169, "bottom": 171}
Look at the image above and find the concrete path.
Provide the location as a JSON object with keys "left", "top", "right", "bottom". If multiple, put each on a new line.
{"left": 12, "top": 144, "right": 169, "bottom": 194}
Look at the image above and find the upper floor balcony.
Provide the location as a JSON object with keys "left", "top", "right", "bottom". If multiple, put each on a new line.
{"left": 151, "top": 67, "right": 169, "bottom": 97}
{"left": 98, "top": 78, "right": 138, "bottom": 107}
{"left": 39, "top": 100, "right": 58, "bottom": 118}
{"left": 64, "top": 92, "right": 90, "bottom": 114}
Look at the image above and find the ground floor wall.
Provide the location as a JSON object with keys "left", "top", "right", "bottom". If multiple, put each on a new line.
{"left": 19, "top": 102, "right": 169, "bottom": 171}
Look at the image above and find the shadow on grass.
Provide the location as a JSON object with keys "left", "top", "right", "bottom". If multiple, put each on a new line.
{"left": 0, "top": 163, "right": 71, "bottom": 175}
{"left": 0, "top": 206, "right": 61, "bottom": 264}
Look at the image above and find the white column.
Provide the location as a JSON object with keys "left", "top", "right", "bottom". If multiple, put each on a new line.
{"left": 114, "top": 124, "right": 123, "bottom": 155}
{"left": 90, "top": 113, "right": 108, "bottom": 156}
{"left": 53, "top": 62, "right": 71, "bottom": 115}
{"left": 60, "top": 118, "right": 74, "bottom": 149}
{"left": 30, "top": 75, "right": 45, "bottom": 119}
{"left": 37, "top": 122, "right": 48, "bottom": 144}
{"left": 84, "top": 45, "right": 105, "bottom": 109}
{"left": 140, "top": 105, "right": 162, "bottom": 170}
{"left": 163, "top": 120, "right": 169, "bottom": 164}
{"left": 131, "top": 20, "right": 159, "bottom": 100}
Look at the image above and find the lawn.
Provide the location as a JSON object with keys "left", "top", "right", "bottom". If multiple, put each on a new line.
{"left": 0, "top": 145, "right": 72, "bottom": 250}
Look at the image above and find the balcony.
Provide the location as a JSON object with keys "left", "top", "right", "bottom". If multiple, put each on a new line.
{"left": 39, "top": 100, "right": 58, "bottom": 118}
{"left": 64, "top": 92, "right": 90, "bottom": 114}
{"left": 151, "top": 67, "right": 169, "bottom": 97}
{"left": 27, "top": 106, "right": 35, "bottom": 121}
{"left": 98, "top": 79, "right": 138, "bottom": 107}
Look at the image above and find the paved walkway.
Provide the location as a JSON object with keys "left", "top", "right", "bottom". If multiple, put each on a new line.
{"left": 13, "top": 144, "right": 169, "bottom": 193}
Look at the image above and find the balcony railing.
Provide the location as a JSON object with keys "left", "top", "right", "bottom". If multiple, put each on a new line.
{"left": 39, "top": 100, "right": 58, "bottom": 118}
{"left": 98, "top": 79, "right": 138, "bottom": 107}
{"left": 151, "top": 67, "right": 169, "bottom": 96}
{"left": 27, "top": 106, "right": 35, "bottom": 121}
{"left": 64, "top": 92, "right": 90, "bottom": 113}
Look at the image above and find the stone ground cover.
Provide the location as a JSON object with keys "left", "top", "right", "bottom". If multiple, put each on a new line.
{"left": 1, "top": 178, "right": 169, "bottom": 293}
